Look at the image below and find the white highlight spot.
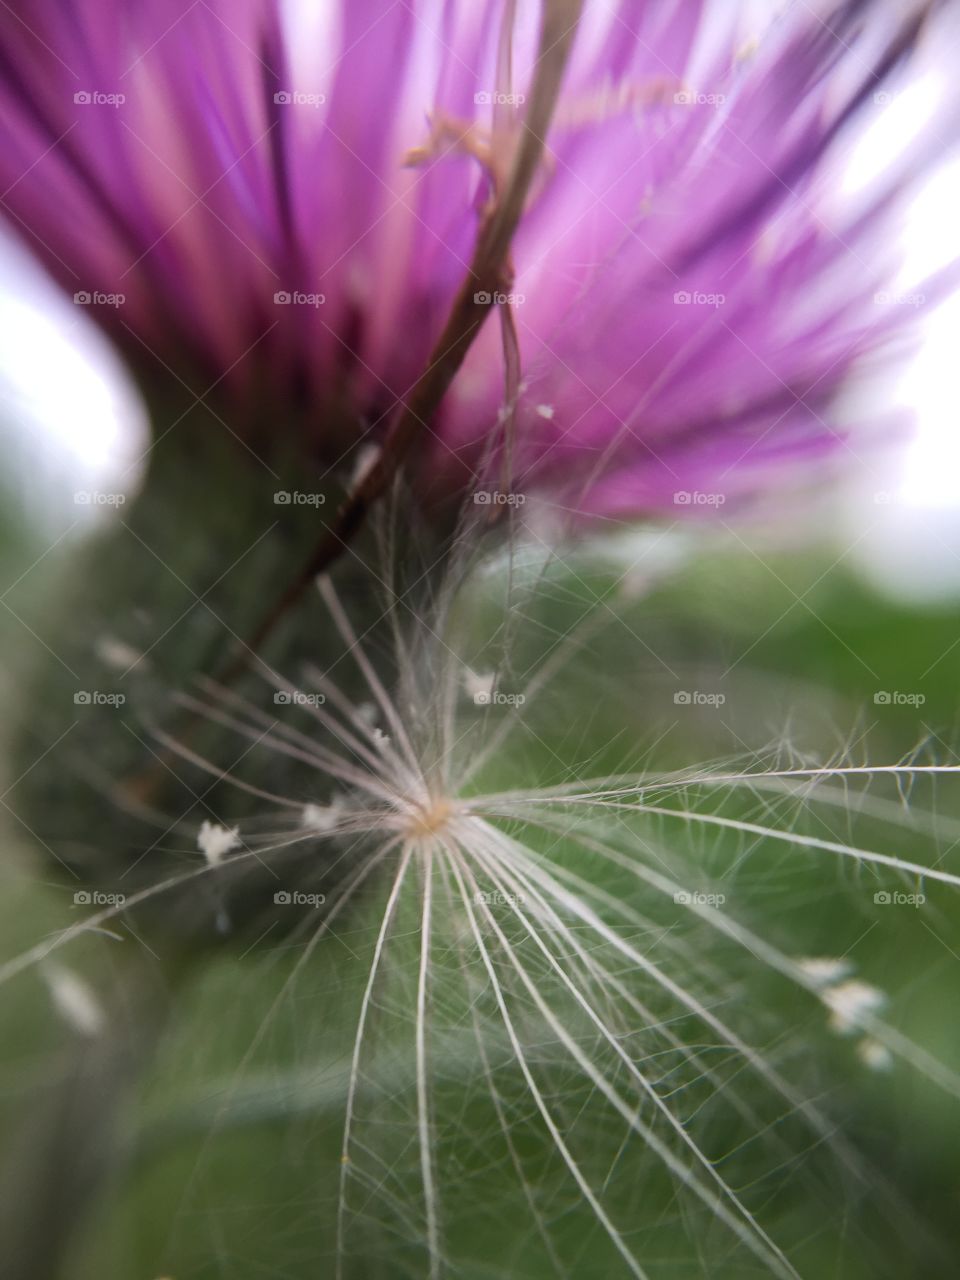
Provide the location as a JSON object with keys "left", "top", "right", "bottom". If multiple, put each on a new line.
{"left": 0, "top": 231, "right": 147, "bottom": 521}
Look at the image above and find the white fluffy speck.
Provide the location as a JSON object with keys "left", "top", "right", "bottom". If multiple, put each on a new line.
{"left": 44, "top": 964, "right": 106, "bottom": 1038}
{"left": 198, "top": 820, "right": 240, "bottom": 866}
{"left": 462, "top": 668, "right": 495, "bottom": 703}
{"left": 822, "top": 979, "right": 887, "bottom": 1035}
{"left": 535, "top": 404, "right": 555, "bottom": 420}
{"left": 95, "top": 634, "right": 149, "bottom": 672}
{"left": 797, "top": 956, "right": 853, "bottom": 986}
{"left": 857, "top": 1037, "right": 893, "bottom": 1071}
{"left": 301, "top": 801, "right": 341, "bottom": 832}
{"left": 348, "top": 442, "right": 381, "bottom": 490}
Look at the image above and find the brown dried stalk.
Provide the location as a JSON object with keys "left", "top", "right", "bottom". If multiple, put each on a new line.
{"left": 237, "top": 0, "right": 585, "bottom": 666}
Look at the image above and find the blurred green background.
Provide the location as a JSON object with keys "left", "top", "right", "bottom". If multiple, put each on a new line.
{"left": 1, "top": 461, "right": 959, "bottom": 1278}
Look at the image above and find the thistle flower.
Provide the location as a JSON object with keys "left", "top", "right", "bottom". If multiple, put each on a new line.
{"left": 0, "top": 0, "right": 948, "bottom": 522}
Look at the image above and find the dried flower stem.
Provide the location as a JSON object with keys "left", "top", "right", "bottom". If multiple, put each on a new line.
{"left": 235, "top": 0, "right": 585, "bottom": 670}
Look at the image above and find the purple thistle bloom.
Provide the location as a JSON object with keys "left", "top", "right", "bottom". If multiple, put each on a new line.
{"left": 0, "top": 0, "right": 949, "bottom": 519}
